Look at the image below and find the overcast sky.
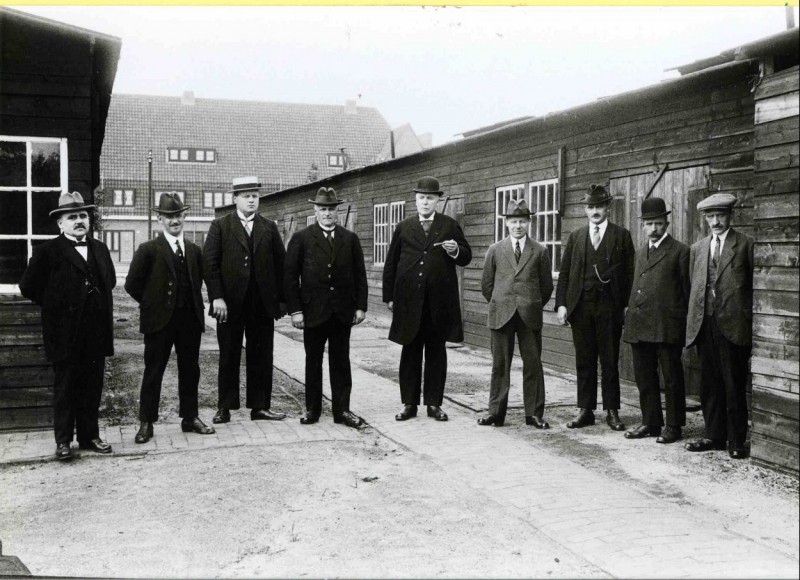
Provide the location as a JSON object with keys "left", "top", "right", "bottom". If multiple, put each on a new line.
{"left": 18, "top": 5, "right": 800, "bottom": 146}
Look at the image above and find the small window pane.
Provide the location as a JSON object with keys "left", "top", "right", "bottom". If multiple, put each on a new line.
{"left": 207, "top": 151, "right": 215, "bottom": 162}
{"left": 195, "top": 150, "right": 205, "bottom": 161}
{"left": 224, "top": 193, "right": 233, "bottom": 205}
{"left": 32, "top": 191, "right": 62, "bottom": 235}
{"left": 0, "top": 240, "right": 28, "bottom": 284}
{"left": 0, "top": 191, "right": 27, "bottom": 234}
{"left": 114, "top": 190, "right": 123, "bottom": 205}
{"left": 180, "top": 150, "right": 189, "bottom": 161}
{"left": 0, "top": 142, "right": 26, "bottom": 187}
{"left": 31, "top": 142, "right": 61, "bottom": 187}
{"left": 169, "top": 149, "right": 179, "bottom": 160}
{"left": 124, "top": 190, "right": 134, "bottom": 206}
{"left": 204, "top": 192, "right": 213, "bottom": 208}
{"left": 214, "top": 193, "right": 223, "bottom": 207}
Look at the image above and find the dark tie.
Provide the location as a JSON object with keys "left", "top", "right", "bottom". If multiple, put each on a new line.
{"left": 647, "top": 244, "right": 654, "bottom": 259}
{"left": 325, "top": 230, "right": 333, "bottom": 247}
{"left": 175, "top": 240, "right": 184, "bottom": 260}
{"left": 421, "top": 220, "right": 432, "bottom": 234}
{"left": 514, "top": 241, "right": 521, "bottom": 264}
{"left": 712, "top": 236, "right": 720, "bottom": 268}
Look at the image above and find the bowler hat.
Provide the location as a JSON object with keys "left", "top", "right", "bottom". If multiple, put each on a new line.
{"left": 229, "top": 176, "right": 262, "bottom": 195}
{"left": 308, "top": 187, "right": 344, "bottom": 206}
{"left": 697, "top": 193, "right": 737, "bottom": 213}
{"left": 49, "top": 191, "right": 95, "bottom": 218}
{"left": 581, "top": 184, "right": 613, "bottom": 205}
{"left": 639, "top": 197, "right": 671, "bottom": 220}
{"left": 502, "top": 198, "right": 533, "bottom": 218}
{"left": 154, "top": 192, "right": 190, "bottom": 215}
{"left": 413, "top": 176, "right": 444, "bottom": 196}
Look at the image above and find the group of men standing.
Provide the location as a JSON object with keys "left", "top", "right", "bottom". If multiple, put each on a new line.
{"left": 20, "top": 175, "right": 753, "bottom": 463}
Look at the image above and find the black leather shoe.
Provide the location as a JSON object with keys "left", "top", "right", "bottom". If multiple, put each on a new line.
{"left": 181, "top": 417, "right": 215, "bottom": 435}
{"left": 526, "top": 416, "right": 550, "bottom": 429}
{"left": 606, "top": 410, "right": 626, "bottom": 431}
{"left": 135, "top": 422, "right": 153, "bottom": 444}
{"left": 685, "top": 438, "right": 726, "bottom": 452}
{"left": 427, "top": 406, "right": 448, "bottom": 421}
{"left": 477, "top": 414, "right": 503, "bottom": 426}
{"left": 624, "top": 424, "right": 660, "bottom": 439}
{"left": 728, "top": 445, "right": 749, "bottom": 460}
{"left": 395, "top": 405, "right": 418, "bottom": 421}
{"left": 212, "top": 409, "right": 230, "bottom": 424}
{"left": 79, "top": 438, "right": 113, "bottom": 453}
{"left": 656, "top": 426, "right": 682, "bottom": 444}
{"left": 567, "top": 409, "right": 595, "bottom": 429}
{"left": 300, "top": 412, "right": 319, "bottom": 425}
{"left": 55, "top": 443, "right": 72, "bottom": 460}
{"left": 334, "top": 411, "right": 364, "bottom": 428}
{"left": 251, "top": 409, "right": 286, "bottom": 421}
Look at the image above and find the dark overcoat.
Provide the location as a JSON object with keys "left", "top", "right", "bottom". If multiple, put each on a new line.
{"left": 203, "top": 212, "right": 285, "bottom": 320}
{"left": 383, "top": 212, "right": 472, "bottom": 345}
{"left": 623, "top": 234, "right": 690, "bottom": 345}
{"left": 19, "top": 235, "right": 116, "bottom": 363}
{"left": 554, "top": 222, "right": 635, "bottom": 321}
{"left": 685, "top": 228, "right": 754, "bottom": 348}
{"left": 284, "top": 223, "right": 368, "bottom": 328}
{"left": 124, "top": 235, "right": 205, "bottom": 334}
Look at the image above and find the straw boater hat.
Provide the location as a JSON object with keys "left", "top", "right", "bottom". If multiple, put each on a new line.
{"left": 697, "top": 193, "right": 737, "bottom": 213}
{"left": 581, "top": 184, "right": 613, "bottom": 205}
{"left": 502, "top": 198, "right": 533, "bottom": 218}
{"left": 308, "top": 187, "right": 345, "bottom": 206}
{"left": 412, "top": 176, "right": 444, "bottom": 196}
{"left": 229, "top": 176, "right": 262, "bottom": 195}
{"left": 49, "top": 191, "right": 95, "bottom": 218}
{"left": 639, "top": 197, "right": 671, "bottom": 220}
{"left": 152, "top": 192, "right": 190, "bottom": 215}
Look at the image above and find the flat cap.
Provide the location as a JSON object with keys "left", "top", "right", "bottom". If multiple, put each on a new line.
{"left": 697, "top": 193, "right": 737, "bottom": 213}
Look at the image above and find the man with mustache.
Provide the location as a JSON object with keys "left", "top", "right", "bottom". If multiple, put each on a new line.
{"left": 125, "top": 193, "right": 215, "bottom": 443}
{"left": 20, "top": 192, "right": 116, "bottom": 460}
{"left": 684, "top": 193, "right": 754, "bottom": 459}
{"left": 622, "top": 197, "right": 690, "bottom": 444}
{"left": 555, "top": 184, "right": 635, "bottom": 431}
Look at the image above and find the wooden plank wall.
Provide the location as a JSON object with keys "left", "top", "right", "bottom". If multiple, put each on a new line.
{"left": 750, "top": 65, "right": 799, "bottom": 476}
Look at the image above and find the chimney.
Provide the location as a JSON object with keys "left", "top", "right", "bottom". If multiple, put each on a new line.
{"left": 345, "top": 99, "right": 357, "bottom": 115}
{"left": 181, "top": 91, "right": 195, "bottom": 106}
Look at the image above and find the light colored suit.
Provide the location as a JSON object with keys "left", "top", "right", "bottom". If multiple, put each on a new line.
{"left": 481, "top": 236, "right": 553, "bottom": 420}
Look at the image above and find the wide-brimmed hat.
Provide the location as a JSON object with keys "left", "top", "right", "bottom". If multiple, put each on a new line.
{"left": 581, "top": 184, "right": 613, "bottom": 205}
{"left": 412, "top": 176, "right": 444, "bottom": 196}
{"left": 639, "top": 197, "right": 671, "bottom": 220}
{"left": 697, "top": 193, "right": 737, "bottom": 213}
{"left": 49, "top": 191, "right": 95, "bottom": 218}
{"left": 502, "top": 198, "right": 533, "bottom": 218}
{"left": 229, "top": 176, "right": 262, "bottom": 195}
{"left": 308, "top": 187, "right": 344, "bottom": 206}
{"left": 154, "top": 192, "right": 190, "bottom": 215}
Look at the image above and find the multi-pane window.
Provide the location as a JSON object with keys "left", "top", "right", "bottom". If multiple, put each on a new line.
{"left": 494, "top": 184, "right": 526, "bottom": 243}
{"left": 113, "top": 189, "right": 135, "bottom": 206}
{"left": 373, "top": 201, "right": 405, "bottom": 265}
{"left": 166, "top": 148, "right": 216, "bottom": 164}
{"left": 203, "top": 192, "right": 233, "bottom": 208}
{"left": 327, "top": 153, "right": 345, "bottom": 168}
{"left": 0, "top": 136, "right": 67, "bottom": 289}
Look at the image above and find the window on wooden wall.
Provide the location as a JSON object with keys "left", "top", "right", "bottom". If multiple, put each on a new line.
{"left": 494, "top": 184, "right": 526, "bottom": 243}
{"left": 373, "top": 201, "right": 405, "bottom": 265}
{"left": 531, "top": 179, "right": 561, "bottom": 274}
{"left": 112, "top": 189, "right": 135, "bottom": 206}
{"left": 0, "top": 136, "right": 67, "bottom": 290}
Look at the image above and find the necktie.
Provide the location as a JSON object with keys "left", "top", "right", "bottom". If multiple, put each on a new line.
{"left": 175, "top": 240, "right": 184, "bottom": 260}
{"left": 712, "top": 236, "right": 720, "bottom": 268}
{"left": 648, "top": 243, "right": 654, "bottom": 259}
{"left": 421, "top": 220, "right": 432, "bottom": 234}
{"left": 591, "top": 225, "right": 601, "bottom": 250}
{"left": 243, "top": 219, "right": 252, "bottom": 236}
{"left": 514, "top": 241, "right": 521, "bottom": 264}
{"left": 325, "top": 230, "right": 333, "bottom": 247}
{"left": 71, "top": 240, "right": 87, "bottom": 247}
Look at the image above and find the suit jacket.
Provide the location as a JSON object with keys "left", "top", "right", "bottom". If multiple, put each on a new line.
{"left": 623, "top": 234, "right": 690, "bottom": 345}
{"left": 284, "top": 224, "right": 368, "bottom": 328}
{"left": 554, "top": 221, "right": 635, "bottom": 320}
{"left": 124, "top": 235, "right": 205, "bottom": 334}
{"left": 686, "top": 228, "right": 754, "bottom": 347}
{"left": 383, "top": 212, "right": 472, "bottom": 345}
{"left": 481, "top": 236, "right": 553, "bottom": 331}
{"left": 203, "top": 212, "right": 285, "bottom": 320}
{"left": 19, "top": 235, "right": 116, "bottom": 363}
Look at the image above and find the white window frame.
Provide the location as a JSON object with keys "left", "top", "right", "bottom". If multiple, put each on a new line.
{"left": 113, "top": 189, "right": 135, "bottom": 207}
{"left": 530, "top": 179, "right": 561, "bottom": 276}
{"left": 0, "top": 135, "right": 69, "bottom": 292}
{"left": 494, "top": 184, "right": 527, "bottom": 243}
{"left": 373, "top": 201, "right": 404, "bottom": 266}
{"left": 327, "top": 153, "right": 345, "bottom": 168}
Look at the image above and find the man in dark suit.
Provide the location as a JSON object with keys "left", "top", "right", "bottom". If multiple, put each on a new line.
{"left": 623, "top": 197, "right": 690, "bottom": 444}
{"left": 555, "top": 184, "right": 635, "bottom": 431}
{"left": 478, "top": 199, "right": 553, "bottom": 428}
{"left": 204, "top": 176, "right": 287, "bottom": 424}
{"left": 684, "top": 193, "right": 754, "bottom": 459}
{"left": 284, "top": 187, "right": 368, "bottom": 428}
{"left": 125, "top": 193, "right": 215, "bottom": 443}
{"left": 20, "top": 192, "right": 116, "bottom": 460}
{"left": 383, "top": 176, "right": 473, "bottom": 422}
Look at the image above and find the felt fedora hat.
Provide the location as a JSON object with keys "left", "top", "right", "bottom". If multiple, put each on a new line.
{"left": 697, "top": 193, "right": 737, "bottom": 213}
{"left": 49, "top": 191, "right": 96, "bottom": 218}
{"left": 308, "top": 187, "right": 344, "bottom": 206}
{"left": 580, "top": 184, "right": 613, "bottom": 205}
{"left": 154, "top": 192, "right": 190, "bottom": 215}
{"left": 229, "top": 176, "right": 262, "bottom": 195}
{"left": 412, "top": 176, "right": 444, "bottom": 196}
{"left": 639, "top": 197, "right": 671, "bottom": 220}
{"left": 502, "top": 198, "right": 533, "bottom": 218}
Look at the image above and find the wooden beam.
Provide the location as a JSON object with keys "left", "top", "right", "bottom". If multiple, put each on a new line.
{"left": 644, "top": 164, "right": 669, "bottom": 199}
{"left": 558, "top": 146, "right": 566, "bottom": 215}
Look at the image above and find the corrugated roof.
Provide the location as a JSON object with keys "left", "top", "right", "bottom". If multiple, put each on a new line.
{"left": 100, "top": 94, "right": 391, "bottom": 189}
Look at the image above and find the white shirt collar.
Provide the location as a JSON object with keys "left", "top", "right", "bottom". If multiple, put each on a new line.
{"left": 510, "top": 235, "right": 527, "bottom": 252}
{"left": 162, "top": 230, "right": 185, "bottom": 253}
{"left": 319, "top": 224, "right": 335, "bottom": 234}
{"left": 63, "top": 233, "right": 87, "bottom": 243}
{"left": 589, "top": 219, "right": 609, "bottom": 239}
{"left": 64, "top": 233, "right": 88, "bottom": 260}
{"left": 237, "top": 210, "right": 255, "bottom": 223}
{"left": 650, "top": 231, "right": 669, "bottom": 249}
{"left": 419, "top": 213, "right": 436, "bottom": 222}
{"left": 711, "top": 228, "right": 730, "bottom": 253}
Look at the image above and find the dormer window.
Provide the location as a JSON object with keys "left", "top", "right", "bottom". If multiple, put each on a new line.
{"left": 167, "top": 147, "right": 217, "bottom": 164}
{"left": 327, "top": 153, "right": 345, "bottom": 168}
